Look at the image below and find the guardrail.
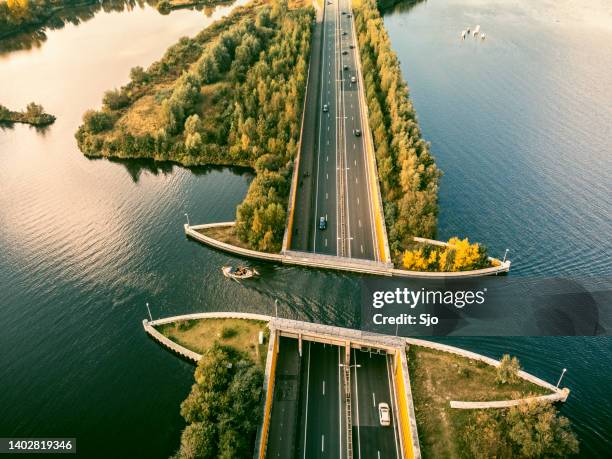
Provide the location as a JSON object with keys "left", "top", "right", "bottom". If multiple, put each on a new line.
{"left": 256, "top": 328, "right": 279, "bottom": 459}
{"left": 450, "top": 390, "right": 570, "bottom": 409}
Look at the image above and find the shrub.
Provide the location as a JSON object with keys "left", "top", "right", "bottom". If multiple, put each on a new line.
{"left": 496, "top": 354, "right": 521, "bottom": 385}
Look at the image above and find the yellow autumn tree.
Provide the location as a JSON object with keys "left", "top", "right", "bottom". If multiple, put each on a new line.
{"left": 402, "top": 237, "right": 489, "bottom": 272}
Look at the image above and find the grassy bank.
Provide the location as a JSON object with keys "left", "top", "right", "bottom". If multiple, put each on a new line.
{"left": 156, "top": 318, "right": 269, "bottom": 367}
{"left": 0, "top": 103, "right": 55, "bottom": 126}
{"left": 76, "top": 0, "right": 313, "bottom": 253}
{"left": 408, "top": 346, "right": 561, "bottom": 458}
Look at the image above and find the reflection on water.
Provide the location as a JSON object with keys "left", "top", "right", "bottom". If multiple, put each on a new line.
{"left": 0, "top": 0, "right": 227, "bottom": 56}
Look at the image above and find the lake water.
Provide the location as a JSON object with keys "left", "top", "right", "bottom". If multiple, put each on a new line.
{"left": 0, "top": 0, "right": 610, "bottom": 457}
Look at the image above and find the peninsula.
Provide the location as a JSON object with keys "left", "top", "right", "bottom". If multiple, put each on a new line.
{"left": 0, "top": 102, "right": 55, "bottom": 126}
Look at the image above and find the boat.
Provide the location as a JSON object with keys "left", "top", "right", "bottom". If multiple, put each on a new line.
{"left": 473, "top": 25, "right": 480, "bottom": 37}
{"left": 222, "top": 265, "right": 259, "bottom": 279}
{"left": 461, "top": 30, "right": 467, "bottom": 39}
{"left": 481, "top": 32, "right": 486, "bottom": 40}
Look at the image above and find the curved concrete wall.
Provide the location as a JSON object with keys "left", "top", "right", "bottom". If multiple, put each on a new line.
{"left": 450, "top": 390, "right": 570, "bottom": 409}
{"left": 186, "top": 222, "right": 511, "bottom": 278}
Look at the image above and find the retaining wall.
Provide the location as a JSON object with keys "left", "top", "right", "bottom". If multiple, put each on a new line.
{"left": 256, "top": 328, "right": 278, "bottom": 459}
{"left": 394, "top": 348, "right": 421, "bottom": 459}
{"left": 450, "top": 390, "right": 570, "bottom": 409}
{"left": 186, "top": 222, "right": 511, "bottom": 278}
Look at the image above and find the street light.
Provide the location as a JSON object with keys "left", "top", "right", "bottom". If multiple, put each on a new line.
{"left": 556, "top": 368, "right": 567, "bottom": 388}
{"left": 339, "top": 364, "right": 361, "bottom": 369}
{"left": 184, "top": 213, "right": 190, "bottom": 226}
{"left": 502, "top": 248, "right": 510, "bottom": 263}
{"left": 274, "top": 299, "right": 279, "bottom": 318}
{"left": 145, "top": 302, "right": 152, "bottom": 322}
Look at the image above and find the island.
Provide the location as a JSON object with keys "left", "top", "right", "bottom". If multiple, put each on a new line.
{"left": 0, "top": 102, "right": 55, "bottom": 126}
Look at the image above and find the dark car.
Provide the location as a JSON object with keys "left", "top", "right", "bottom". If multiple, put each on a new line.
{"left": 319, "top": 217, "right": 327, "bottom": 230}
{"left": 349, "top": 44, "right": 355, "bottom": 49}
{"left": 342, "top": 50, "right": 348, "bottom": 55}
{"left": 342, "top": 31, "right": 347, "bottom": 36}
{"left": 343, "top": 64, "right": 349, "bottom": 70}
{"left": 353, "top": 129, "right": 362, "bottom": 137}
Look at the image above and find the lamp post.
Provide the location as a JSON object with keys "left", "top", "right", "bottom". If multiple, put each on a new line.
{"left": 556, "top": 368, "right": 567, "bottom": 388}
{"left": 274, "top": 299, "right": 279, "bottom": 318}
{"left": 502, "top": 248, "right": 510, "bottom": 263}
{"left": 184, "top": 213, "right": 190, "bottom": 226}
{"left": 145, "top": 302, "right": 152, "bottom": 322}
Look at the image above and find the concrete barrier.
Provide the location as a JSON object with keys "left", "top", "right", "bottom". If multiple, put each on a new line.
{"left": 450, "top": 390, "right": 570, "bottom": 409}
{"left": 394, "top": 348, "right": 422, "bottom": 459}
{"left": 143, "top": 319, "right": 202, "bottom": 362}
{"left": 185, "top": 222, "right": 511, "bottom": 278}
{"left": 256, "top": 328, "right": 278, "bottom": 459}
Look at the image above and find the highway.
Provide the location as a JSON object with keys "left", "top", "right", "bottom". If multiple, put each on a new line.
{"left": 297, "top": 341, "right": 346, "bottom": 458}
{"left": 267, "top": 337, "right": 302, "bottom": 459}
{"left": 351, "top": 349, "right": 401, "bottom": 459}
{"left": 290, "top": 0, "right": 378, "bottom": 261}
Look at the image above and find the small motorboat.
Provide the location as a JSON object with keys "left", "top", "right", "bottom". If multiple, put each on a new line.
{"left": 222, "top": 265, "right": 259, "bottom": 279}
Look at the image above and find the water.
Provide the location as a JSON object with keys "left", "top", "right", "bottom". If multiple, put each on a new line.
{"left": 381, "top": 0, "right": 612, "bottom": 455}
{"left": 0, "top": 0, "right": 609, "bottom": 457}
{"left": 383, "top": 0, "right": 612, "bottom": 277}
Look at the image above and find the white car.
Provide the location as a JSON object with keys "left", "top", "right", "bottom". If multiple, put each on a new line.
{"left": 378, "top": 402, "right": 390, "bottom": 426}
{"left": 323, "top": 104, "right": 329, "bottom": 112}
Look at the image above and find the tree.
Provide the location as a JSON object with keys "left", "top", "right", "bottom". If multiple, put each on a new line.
{"left": 506, "top": 401, "right": 579, "bottom": 457}
{"left": 496, "top": 354, "right": 521, "bottom": 385}
{"left": 129, "top": 66, "right": 148, "bottom": 84}
{"left": 174, "top": 422, "right": 217, "bottom": 459}
{"left": 82, "top": 110, "right": 114, "bottom": 133}
{"left": 103, "top": 89, "right": 130, "bottom": 110}
{"left": 25, "top": 102, "right": 43, "bottom": 118}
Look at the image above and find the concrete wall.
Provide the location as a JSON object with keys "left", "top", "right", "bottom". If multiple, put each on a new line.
{"left": 256, "top": 328, "right": 279, "bottom": 459}
{"left": 394, "top": 348, "right": 422, "bottom": 459}
{"left": 450, "top": 390, "right": 570, "bottom": 409}
{"left": 142, "top": 319, "right": 201, "bottom": 362}
{"left": 186, "top": 222, "right": 511, "bottom": 278}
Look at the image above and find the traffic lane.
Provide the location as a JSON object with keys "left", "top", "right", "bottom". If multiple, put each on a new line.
{"left": 314, "top": 0, "right": 338, "bottom": 255}
{"left": 344, "top": 86, "right": 376, "bottom": 261}
{"left": 300, "top": 342, "right": 343, "bottom": 459}
{"left": 267, "top": 337, "right": 302, "bottom": 459}
{"left": 352, "top": 349, "right": 400, "bottom": 459}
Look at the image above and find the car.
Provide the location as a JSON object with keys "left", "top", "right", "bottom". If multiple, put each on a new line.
{"left": 323, "top": 104, "right": 329, "bottom": 112}
{"left": 349, "top": 44, "right": 355, "bottom": 49}
{"left": 341, "top": 11, "right": 346, "bottom": 14}
{"left": 319, "top": 217, "right": 327, "bottom": 230}
{"left": 353, "top": 129, "right": 361, "bottom": 136}
{"left": 342, "top": 31, "right": 347, "bottom": 36}
{"left": 343, "top": 64, "right": 349, "bottom": 70}
{"left": 351, "top": 76, "right": 356, "bottom": 83}
{"left": 378, "top": 403, "right": 391, "bottom": 426}
{"left": 346, "top": 13, "right": 351, "bottom": 17}
{"left": 342, "top": 50, "right": 348, "bottom": 55}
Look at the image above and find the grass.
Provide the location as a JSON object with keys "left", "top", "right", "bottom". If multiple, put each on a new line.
{"left": 408, "top": 345, "right": 551, "bottom": 458}
{"left": 157, "top": 318, "right": 270, "bottom": 367}
{"left": 197, "top": 225, "right": 257, "bottom": 251}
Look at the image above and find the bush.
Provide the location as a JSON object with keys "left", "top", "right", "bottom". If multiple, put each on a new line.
{"left": 220, "top": 326, "right": 238, "bottom": 339}
{"left": 402, "top": 237, "right": 490, "bottom": 272}
{"left": 496, "top": 354, "right": 521, "bottom": 385}
{"left": 103, "top": 89, "right": 130, "bottom": 110}
{"left": 82, "top": 110, "right": 115, "bottom": 133}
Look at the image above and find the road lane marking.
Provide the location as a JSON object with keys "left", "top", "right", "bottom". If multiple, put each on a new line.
{"left": 303, "top": 343, "right": 311, "bottom": 459}
{"left": 361, "top": 244, "right": 364, "bottom": 253}
{"left": 356, "top": 177, "right": 358, "bottom": 184}
{"left": 323, "top": 380, "right": 326, "bottom": 395}
{"left": 357, "top": 197, "right": 360, "bottom": 205}
{"left": 354, "top": 160, "right": 357, "bottom": 166}
{"left": 326, "top": 192, "right": 328, "bottom": 199}
{"left": 326, "top": 173, "right": 329, "bottom": 180}
{"left": 322, "top": 435, "right": 325, "bottom": 453}
{"left": 372, "top": 392, "right": 376, "bottom": 407}
{"left": 325, "top": 238, "right": 328, "bottom": 247}
{"left": 359, "top": 219, "right": 362, "bottom": 227}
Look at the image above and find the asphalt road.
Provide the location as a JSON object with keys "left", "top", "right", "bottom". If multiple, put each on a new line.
{"left": 267, "top": 337, "right": 302, "bottom": 459}
{"left": 351, "top": 349, "right": 401, "bottom": 459}
{"left": 297, "top": 341, "right": 346, "bottom": 459}
{"left": 290, "top": 0, "right": 378, "bottom": 261}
